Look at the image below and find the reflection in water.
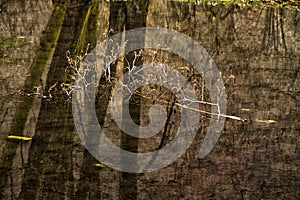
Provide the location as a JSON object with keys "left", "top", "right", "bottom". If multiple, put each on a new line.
{"left": 0, "top": 0, "right": 299, "bottom": 199}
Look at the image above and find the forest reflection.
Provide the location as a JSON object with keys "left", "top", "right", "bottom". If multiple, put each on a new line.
{"left": 0, "top": 0, "right": 299, "bottom": 199}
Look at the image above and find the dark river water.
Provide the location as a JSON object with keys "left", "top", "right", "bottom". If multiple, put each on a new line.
{"left": 0, "top": 1, "right": 299, "bottom": 199}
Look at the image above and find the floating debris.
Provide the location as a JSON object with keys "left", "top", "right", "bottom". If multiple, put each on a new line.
{"left": 178, "top": 66, "right": 190, "bottom": 70}
{"left": 160, "top": 47, "right": 170, "bottom": 51}
{"left": 17, "top": 36, "right": 26, "bottom": 39}
{"left": 255, "top": 119, "right": 276, "bottom": 124}
{"left": 94, "top": 163, "right": 105, "bottom": 168}
{"left": 7, "top": 135, "right": 32, "bottom": 141}
{"left": 241, "top": 108, "right": 250, "bottom": 111}
{"left": 62, "top": 83, "right": 72, "bottom": 87}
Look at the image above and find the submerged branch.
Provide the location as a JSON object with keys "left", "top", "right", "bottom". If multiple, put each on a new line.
{"left": 134, "top": 92, "right": 248, "bottom": 122}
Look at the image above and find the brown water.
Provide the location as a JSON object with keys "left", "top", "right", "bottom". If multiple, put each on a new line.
{"left": 0, "top": 1, "right": 299, "bottom": 199}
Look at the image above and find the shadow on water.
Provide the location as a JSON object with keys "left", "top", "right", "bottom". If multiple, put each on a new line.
{"left": 0, "top": 1, "right": 67, "bottom": 197}
{"left": 106, "top": 1, "right": 149, "bottom": 199}
{"left": 0, "top": 0, "right": 101, "bottom": 199}
{"left": 0, "top": 0, "right": 299, "bottom": 199}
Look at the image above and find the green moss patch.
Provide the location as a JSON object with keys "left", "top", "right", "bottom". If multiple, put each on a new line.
{"left": 173, "top": 0, "right": 300, "bottom": 11}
